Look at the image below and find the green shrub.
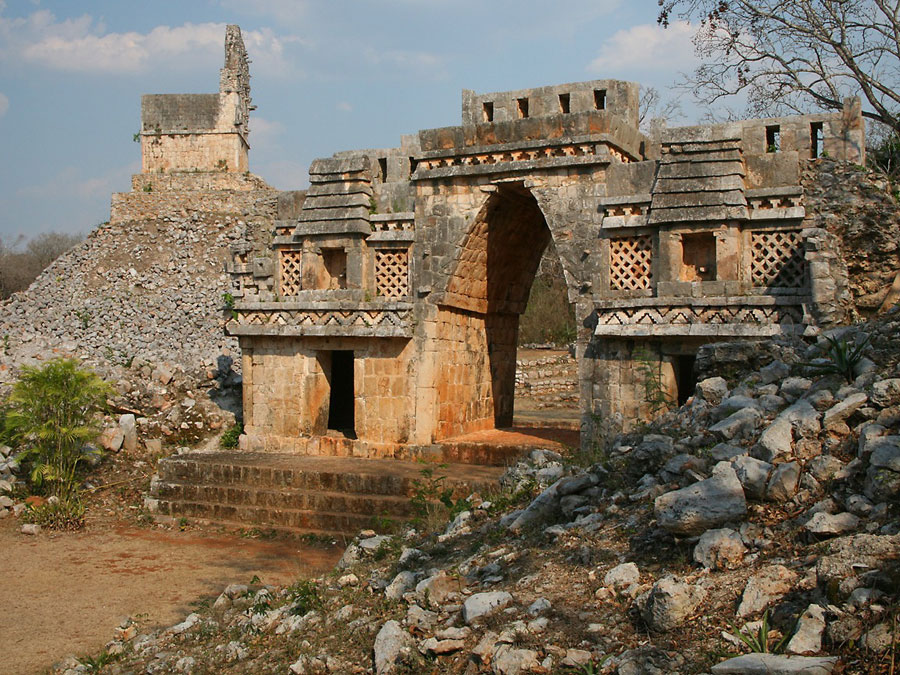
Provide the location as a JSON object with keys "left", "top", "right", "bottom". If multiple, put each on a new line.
{"left": 286, "top": 579, "right": 322, "bottom": 616}
{"left": 220, "top": 422, "right": 243, "bottom": 449}
{"left": 24, "top": 496, "right": 86, "bottom": 530}
{"left": 2, "top": 358, "right": 111, "bottom": 503}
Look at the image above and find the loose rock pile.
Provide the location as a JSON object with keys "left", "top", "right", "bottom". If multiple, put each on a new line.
{"left": 67, "top": 310, "right": 900, "bottom": 674}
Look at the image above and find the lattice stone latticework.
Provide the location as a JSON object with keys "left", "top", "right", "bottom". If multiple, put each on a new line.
{"left": 375, "top": 249, "right": 410, "bottom": 299}
{"left": 750, "top": 230, "right": 806, "bottom": 288}
{"left": 279, "top": 250, "right": 303, "bottom": 296}
{"left": 609, "top": 235, "right": 653, "bottom": 290}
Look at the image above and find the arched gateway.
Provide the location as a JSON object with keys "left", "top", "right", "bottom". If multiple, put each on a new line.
{"left": 228, "top": 77, "right": 865, "bottom": 460}
{"left": 138, "top": 27, "right": 867, "bottom": 532}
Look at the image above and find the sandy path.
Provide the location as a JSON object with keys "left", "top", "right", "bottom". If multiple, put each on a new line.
{"left": 0, "top": 518, "right": 341, "bottom": 674}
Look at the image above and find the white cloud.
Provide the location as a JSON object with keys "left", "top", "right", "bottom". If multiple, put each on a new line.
{"left": 16, "top": 161, "right": 138, "bottom": 203}
{"left": 336, "top": 101, "right": 352, "bottom": 113}
{"left": 0, "top": 92, "right": 8, "bottom": 118}
{"left": 0, "top": 9, "right": 296, "bottom": 76}
{"left": 256, "top": 159, "right": 309, "bottom": 190}
{"left": 588, "top": 20, "right": 696, "bottom": 77}
{"left": 248, "top": 116, "right": 284, "bottom": 149}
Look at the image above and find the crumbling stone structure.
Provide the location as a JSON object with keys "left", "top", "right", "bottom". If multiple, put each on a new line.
{"left": 139, "top": 25, "right": 252, "bottom": 175}
{"left": 186, "top": 31, "right": 866, "bottom": 456}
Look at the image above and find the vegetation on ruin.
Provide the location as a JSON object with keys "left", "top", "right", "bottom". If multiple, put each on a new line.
{"left": 1, "top": 358, "right": 111, "bottom": 527}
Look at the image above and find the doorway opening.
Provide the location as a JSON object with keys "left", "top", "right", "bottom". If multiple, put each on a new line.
{"left": 674, "top": 353, "right": 697, "bottom": 406}
{"left": 327, "top": 350, "right": 355, "bottom": 436}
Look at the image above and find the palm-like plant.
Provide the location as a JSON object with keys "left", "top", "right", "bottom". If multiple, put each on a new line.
{"left": 2, "top": 358, "right": 111, "bottom": 499}
{"left": 805, "top": 333, "right": 872, "bottom": 384}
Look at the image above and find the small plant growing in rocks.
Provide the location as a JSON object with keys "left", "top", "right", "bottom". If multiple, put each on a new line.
{"left": 219, "top": 422, "right": 243, "bottom": 449}
{"left": 2, "top": 358, "right": 111, "bottom": 528}
{"left": 804, "top": 332, "right": 871, "bottom": 383}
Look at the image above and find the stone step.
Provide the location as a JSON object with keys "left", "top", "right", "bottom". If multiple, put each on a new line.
{"left": 154, "top": 481, "right": 417, "bottom": 518}
{"left": 150, "top": 452, "right": 506, "bottom": 535}
{"left": 153, "top": 499, "right": 388, "bottom": 538}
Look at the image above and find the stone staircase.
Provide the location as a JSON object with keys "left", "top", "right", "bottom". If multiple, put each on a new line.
{"left": 148, "top": 452, "right": 506, "bottom": 537}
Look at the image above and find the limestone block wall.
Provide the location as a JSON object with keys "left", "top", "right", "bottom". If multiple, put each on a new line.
{"left": 240, "top": 336, "right": 416, "bottom": 453}
{"left": 110, "top": 186, "right": 275, "bottom": 225}
{"left": 141, "top": 131, "right": 249, "bottom": 174}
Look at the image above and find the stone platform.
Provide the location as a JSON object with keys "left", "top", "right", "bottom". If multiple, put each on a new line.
{"left": 149, "top": 452, "right": 506, "bottom": 537}
{"left": 149, "top": 427, "right": 578, "bottom": 536}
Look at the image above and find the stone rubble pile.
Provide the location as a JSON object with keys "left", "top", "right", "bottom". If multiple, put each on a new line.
{"left": 59, "top": 312, "right": 900, "bottom": 674}
{"left": 0, "top": 212, "right": 257, "bottom": 394}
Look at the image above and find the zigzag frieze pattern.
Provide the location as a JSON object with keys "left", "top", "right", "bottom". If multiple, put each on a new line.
{"left": 597, "top": 305, "right": 803, "bottom": 326}
{"left": 238, "top": 309, "right": 410, "bottom": 328}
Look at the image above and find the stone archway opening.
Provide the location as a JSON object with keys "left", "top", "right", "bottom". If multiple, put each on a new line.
{"left": 436, "top": 182, "right": 575, "bottom": 441}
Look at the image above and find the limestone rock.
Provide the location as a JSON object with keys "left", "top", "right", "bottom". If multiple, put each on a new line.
{"left": 641, "top": 575, "right": 706, "bottom": 631}
{"left": 693, "top": 528, "right": 746, "bottom": 570}
{"left": 823, "top": 392, "right": 867, "bottom": 428}
{"left": 732, "top": 455, "right": 773, "bottom": 500}
{"left": 507, "top": 480, "right": 561, "bottom": 532}
{"left": 604, "top": 562, "right": 640, "bottom": 590}
{"left": 654, "top": 462, "right": 747, "bottom": 535}
{"left": 766, "top": 462, "right": 800, "bottom": 501}
{"left": 804, "top": 512, "right": 860, "bottom": 536}
{"left": 710, "top": 408, "right": 762, "bottom": 441}
{"left": 491, "top": 644, "right": 540, "bottom": 675}
{"left": 785, "top": 604, "right": 826, "bottom": 655}
{"left": 758, "top": 417, "right": 793, "bottom": 461}
{"left": 373, "top": 620, "right": 414, "bottom": 674}
{"left": 463, "top": 591, "right": 513, "bottom": 624}
{"left": 119, "top": 413, "right": 137, "bottom": 452}
{"left": 711, "top": 654, "right": 837, "bottom": 674}
{"left": 816, "top": 534, "right": 900, "bottom": 586}
{"left": 780, "top": 377, "right": 812, "bottom": 401}
{"left": 871, "top": 377, "right": 900, "bottom": 407}
{"left": 697, "top": 376, "right": 729, "bottom": 405}
{"left": 737, "top": 565, "right": 799, "bottom": 617}
{"left": 384, "top": 571, "right": 417, "bottom": 601}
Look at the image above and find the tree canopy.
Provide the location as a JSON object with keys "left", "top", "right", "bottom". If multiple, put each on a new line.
{"left": 658, "top": 0, "right": 900, "bottom": 134}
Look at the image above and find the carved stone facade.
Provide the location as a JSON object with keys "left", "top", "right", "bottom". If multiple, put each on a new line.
{"left": 150, "top": 28, "right": 865, "bottom": 456}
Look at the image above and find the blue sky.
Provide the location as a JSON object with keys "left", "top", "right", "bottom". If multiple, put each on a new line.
{"left": 0, "top": 0, "right": 705, "bottom": 241}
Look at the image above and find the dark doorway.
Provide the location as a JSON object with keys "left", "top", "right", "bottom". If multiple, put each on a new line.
{"left": 674, "top": 354, "right": 697, "bottom": 406}
{"left": 327, "top": 350, "right": 355, "bottom": 435}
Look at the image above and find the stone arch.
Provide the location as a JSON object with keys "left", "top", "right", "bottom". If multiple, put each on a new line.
{"left": 431, "top": 181, "right": 573, "bottom": 439}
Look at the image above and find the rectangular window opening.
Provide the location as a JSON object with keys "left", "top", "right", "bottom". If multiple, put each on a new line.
{"left": 811, "top": 122, "right": 824, "bottom": 158}
{"left": 321, "top": 248, "right": 347, "bottom": 289}
{"left": 482, "top": 101, "right": 494, "bottom": 122}
{"left": 594, "top": 89, "right": 607, "bottom": 110}
{"left": 558, "top": 93, "right": 570, "bottom": 114}
{"left": 766, "top": 125, "right": 781, "bottom": 153}
{"left": 378, "top": 157, "right": 388, "bottom": 181}
{"left": 326, "top": 350, "right": 355, "bottom": 436}
{"left": 516, "top": 97, "right": 529, "bottom": 119}
{"left": 680, "top": 232, "right": 717, "bottom": 282}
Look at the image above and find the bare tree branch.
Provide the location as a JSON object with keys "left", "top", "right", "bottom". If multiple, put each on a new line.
{"left": 659, "top": 0, "right": 900, "bottom": 133}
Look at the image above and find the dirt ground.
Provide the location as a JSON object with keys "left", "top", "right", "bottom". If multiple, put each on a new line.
{"left": 0, "top": 515, "right": 341, "bottom": 675}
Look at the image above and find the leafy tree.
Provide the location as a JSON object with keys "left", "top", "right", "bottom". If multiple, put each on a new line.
{"left": 2, "top": 358, "right": 111, "bottom": 501}
{"left": 658, "top": 0, "right": 900, "bottom": 133}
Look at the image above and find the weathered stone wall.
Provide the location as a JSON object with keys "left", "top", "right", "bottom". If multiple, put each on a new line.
{"left": 140, "top": 131, "right": 248, "bottom": 174}
{"left": 802, "top": 158, "right": 900, "bottom": 317}
{"left": 240, "top": 335, "right": 416, "bottom": 455}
